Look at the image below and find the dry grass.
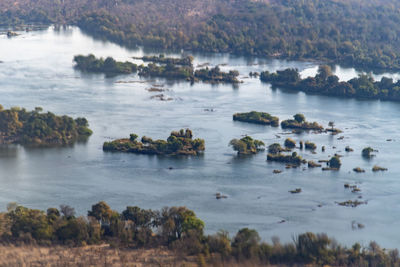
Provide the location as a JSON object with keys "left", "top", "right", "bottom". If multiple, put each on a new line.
{"left": 0, "top": 244, "right": 198, "bottom": 267}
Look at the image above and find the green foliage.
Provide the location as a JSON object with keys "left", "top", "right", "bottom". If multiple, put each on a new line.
{"left": 280, "top": 114, "right": 324, "bottom": 131}
{"left": 305, "top": 141, "right": 316, "bottom": 150}
{"left": 140, "top": 55, "right": 193, "bottom": 66}
{"left": 0, "top": 106, "right": 92, "bottom": 146}
{"left": 362, "top": 147, "right": 374, "bottom": 158}
{"left": 233, "top": 111, "right": 279, "bottom": 127}
{"left": 267, "top": 152, "right": 303, "bottom": 165}
{"left": 329, "top": 156, "right": 341, "bottom": 169}
{"left": 284, "top": 138, "right": 296, "bottom": 149}
{"left": 194, "top": 66, "right": 240, "bottom": 83}
{"left": 261, "top": 67, "right": 400, "bottom": 102}
{"left": 268, "top": 143, "right": 285, "bottom": 154}
{"left": 74, "top": 54, "right": 138, "bottom": 76}
{"left": 229, "top": 136, "right": 265, "bottom": 155}
{"left": 103, "top": 129, "right": 205, "bottom": 156}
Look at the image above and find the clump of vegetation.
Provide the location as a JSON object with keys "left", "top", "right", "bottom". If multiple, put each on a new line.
{"left": 261, "top": 65, "right": 400, "bottom": 102}
{"left": 103, "top": 129, "right": 205, "bottom": 156}
{"left": 289, "top": 188, "right": 302, "bottom": 194}
{"left": 229, "top": 136, "right": 265, "bottom": 155}
{"left": 136, "top": 54, "right": 194, "bottom": 66}
{"left": 284, "top": 138, "right": 296, "bottom": 149}
{"left": 345, "top": 146, "right": 354, "bottom": 152}
{"left": 74, "top": 54, "right": 138, "bottom": 75}
{"left": 337, "top": 200, "right": 367, "bottom": 207}
{"left": 372, "top": 165, "right": 388, "bottom": 172}
{"left": 232, "top": 111, "right": 279, "bottom": 127}
{"left": 328, "top": 156, "right": 341, "bottom": 169}
{"left": 281, "top": 114, "right": 323, "bottom": 131}
{"left": 268, "top": 143, "right": 288, "bottom": 154}
{"left": 353, "top": 167, "right": 365, "bottom": 173}
{"left": 193, "top": 66, "right": 240, "bottom": 84}
{"left": 362, "top": 147, "right": 375, "bottom": 158}
{"left": 138, "top": 62, "right": 193, "bottom": 79}
{"left": 267, "top": 152, "right": 304, "bottom": 165}
{"left": 305, "top": 141, "right": 316, "bottom": 150}
{"left": 0, "top": 106, "right": 92, "bottom": 146}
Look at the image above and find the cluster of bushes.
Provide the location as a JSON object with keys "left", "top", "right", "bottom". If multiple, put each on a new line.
{"left": 233, "top": 111, "right": 279, "bottom": 127}
{"left": 138, "top": 54, "right": 193, "bottom": 66}
{"left": 1, "top": 202, "right": 400, "bottom": 266}
{"left": 280, "top": 113, "right": 324, "bottom": 131}
{"left": 267, "top": 152, "right": 304, "bottom": 165}
{"left": 103, "top": 129, "right": 205, "bottom": 156}
{"left": 0, "top": 106, "right": 92, "bottom": 146}
{"left": 193, "top": 66, "right": 240, "bottom": 84}
{"left": 73, "top": 54, "right": 138, "bottom": 76}
{"left": 229, "top": 136, "right": 265, "bottom": 155}
{"left": 261, "top": 65, "right": 400, "bottom": 102}
{"left": 74, "top": 54, "right": 239, "bottom": 83}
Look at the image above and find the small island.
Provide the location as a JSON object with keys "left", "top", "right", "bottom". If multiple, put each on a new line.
{"left": 267, "top": 151, "right": 305, "bottom": 165}
{"left": 232, "top": 111, "right": 279, "bottom": 127}
{"left": 74, "top": 54, "right": 138, "bottom": 75}
{"left": 229, "top": 136, "right": 265, "bottom": 155}
{"left": 74, "top": 54, "right": 240, "bottom": 84}
{"left": 0, "top": 106, "right": 92, "bottom": 146}
{"left": 281, "top": 114, "right": 323, "bottom": 131}
{"left": 260, "top": 65, "right": 400, "bottom": 102}
{"left": 134, "top": 54, "right": 194, "bottom": 66}
{"left": 103, "top": 129, "right": 205, "bottom": 156}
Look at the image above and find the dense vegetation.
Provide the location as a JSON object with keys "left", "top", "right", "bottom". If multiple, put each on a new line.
{"left": 229, "top": 136, "right": 265, "bottom": 155}
{"left": 4, "top": 0, "right": 400, "bottom": 71}
{"left": 0, "top": 106, "right": 92, "bottom": 146}
{"left": 232, "top": 111, "right": 279, "bottom": 127}
{"left": 1, "top": 202, "right": 400, "bottom": 266}
{"left": 281, "top": 113, "right": 323, "bottom": 131}
{"left": 135, "top": 54, "right": 193, "bottom": 66}
{"left": 103, "top": 129, "right": 205, "bottom": 156}
{"left": 74, "top": 54, "right": 239, "bottom": 83}
{"left": 267, "top": 152, "right": 304, "bottom": 165}
{"left": 73, "top": 54, "right": 138, "bottom": 76}
{"left": 261, "top": 65, "right": 400, "bottom": 102}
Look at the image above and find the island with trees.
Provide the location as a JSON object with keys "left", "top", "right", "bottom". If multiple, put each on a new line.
{"left": 261, "top": 65, "right": 400, "bottom": 102}
{"left": 134, "top": 54, "right": 194, "bottom": 66}
{"left": 229, "top": 136, "right": 265, "bottom": 155}
{"left": 0, "top": 106, "right": 92, "bottom": 146}
{"left": 74, "top": 54, "right": 240, "bottom": 83}
{"left": 232, "top": 111, "right": 279, "bottom": 127}
{"left": 281, "top": 113, "right": 323, "bottom": 132}
{"left": 103, "top": 129, "right": 205, "bottom": 156}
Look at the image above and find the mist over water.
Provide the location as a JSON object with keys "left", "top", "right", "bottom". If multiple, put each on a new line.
{"left": 1, "top": 26, "right": 400, "bottom": 248}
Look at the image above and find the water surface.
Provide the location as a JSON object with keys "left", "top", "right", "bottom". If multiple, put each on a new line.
{"left": 1, "top": 26, "right": 400, "bottom": 248}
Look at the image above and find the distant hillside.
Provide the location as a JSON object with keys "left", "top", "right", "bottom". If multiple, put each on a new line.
{"left": 3, "top": 0, "right": 400, "bottom": 70}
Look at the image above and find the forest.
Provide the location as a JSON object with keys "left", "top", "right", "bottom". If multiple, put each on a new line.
{"left": 1, "top": 201, "right": 399, "bottom": 266}
{"left": 3, "top": 0, "right": 400, "bottom": 70}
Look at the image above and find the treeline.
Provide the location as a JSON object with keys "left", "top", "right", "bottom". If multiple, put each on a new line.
{"left": 0, "top": 106, "right": 92, "bottom": 145}
{"left": 74, "top": 54, "right": 240, "bottom": 83}
{"left": 1, "top": 202, "right": 399, "bottom": 266}
{"left": 261, "top": 65, "right": 400, "bottom": 101}
{"left": 4, "top": 0, "right": 400, "bottom": 71}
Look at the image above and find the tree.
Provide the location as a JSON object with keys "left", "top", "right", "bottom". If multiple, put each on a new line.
{"left": 88, "top": 201, "right": 113, "bottom": 225}
{"left": 232, "top": 228, "right": 261, "bottom": 260}
{"left": 60, "top": 205, "right": 75, "bottom": 219}
{"left": 316, "top": 65, "right": 332, "bottom": 82}
{"left": 294, "top": 113, "right": 306, "bottom": 123}
{"left": 328, "top": 121, "right": 335, "bottom": 131}
{"left": 329, "top": 156, "right": 341, "bottom": 168}
{"left": 284, "top": 138, "right": 296, "bottom": 148}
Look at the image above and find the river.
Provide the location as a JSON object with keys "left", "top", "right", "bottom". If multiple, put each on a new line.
{"left": 1, "top": 26, "right": 400, "bottom": 248}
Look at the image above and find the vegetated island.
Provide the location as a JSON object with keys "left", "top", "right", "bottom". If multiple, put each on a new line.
{"left": 1, "top": 201, "right": 398, "bottom": 266}
{"left": 281, "top": 113, "right": 324, "bottom": 132}
{"left": 229, "top": 136, "right": 265, "bottom": 155}
{"left": 133, "top": 54, "right": 194, "bottom": 66}
{"left": 74, "top": 54, "right": 240, "bottom": 83}
{"left": 0, "top": 106, "right": 92, "bottom": 146}
{"left": 103, "top": 129, "right": 205, "bottom": 156}
{"left": 261, "top": 65, "right": 400, "bottom": 102}
{"left": 232, "top": 111, "right": 279, "bottom": 127}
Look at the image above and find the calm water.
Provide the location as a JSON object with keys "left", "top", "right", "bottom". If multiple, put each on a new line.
{"left": 1, "top": 26, "right": 400, "bottom": 248}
